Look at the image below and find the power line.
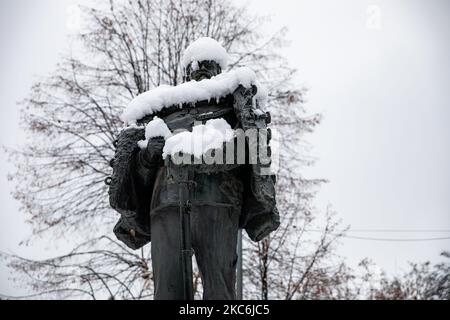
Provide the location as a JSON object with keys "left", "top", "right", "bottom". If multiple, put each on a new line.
{"left": 345, "top": 229, "right": 450, "bottom": 233}
{"left": 305, "top": 229, "right": 450, "bottom": 233}
{"left": 341, "top": 235, "right": 450, "bottom": 242}
{"left": 302, "top": 229, "right": 450, "bottom": 242}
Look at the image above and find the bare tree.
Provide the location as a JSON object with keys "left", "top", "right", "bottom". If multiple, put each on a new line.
{"left": 1, "top": 236, "right": 153, "bottom": 300}
{"left": 242, "top": 208, "right": 350, "bottom": 300}
{"left": 369, "top": 251, "right": 450, "bottom": 300}
{"left": 4, "top": 0, "right": 344, "bottom": 299}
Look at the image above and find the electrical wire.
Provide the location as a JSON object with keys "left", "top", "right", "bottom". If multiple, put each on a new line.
{"left": 343, "top": 229, "right": 450, "bottom": 233}
{"left": 341, "top": 235, "right": 450, "bottom": 242}
{"left": 303, "top": 229, "right": 450, "bottom": 242}
{"left": 306, "top": 229, "right": 450, "bottom": 233}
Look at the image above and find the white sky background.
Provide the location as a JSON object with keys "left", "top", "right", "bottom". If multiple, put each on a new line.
{"left": 0, "top": 0, "right": 449, "bottom": 295}
{"left": 247, "top": 0, "right": 450, "bottom": 272}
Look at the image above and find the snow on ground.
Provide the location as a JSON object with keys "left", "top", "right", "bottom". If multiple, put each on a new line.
{"left": 162, "top": 118, "right": 235, "bottom": 159}
{"left": 137, "top": 116, "right": 173, "bottom": 149}
{"left": 181, "top": 37, "right": 229, "bottom": 70}
{"left": 121, "top": 67, "right": 267, "bottom": 124}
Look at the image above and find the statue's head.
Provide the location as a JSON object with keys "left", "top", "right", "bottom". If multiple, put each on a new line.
{"left": 185, "top": 60, "right": 222, "bottom": 82}
{"left": 182, "top": 37, "right": 229, "bottom": 82}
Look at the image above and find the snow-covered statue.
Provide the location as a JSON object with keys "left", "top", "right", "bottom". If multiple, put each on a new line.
{"left": 108, "top": 37, "right": 279, "bottom": 300}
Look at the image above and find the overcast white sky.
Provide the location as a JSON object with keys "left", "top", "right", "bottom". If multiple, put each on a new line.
{"left": 248, "top": 0, "right": 450, "bottom": 271}
{"left": 1, "top": 0, "right": 449, "bottom": 296}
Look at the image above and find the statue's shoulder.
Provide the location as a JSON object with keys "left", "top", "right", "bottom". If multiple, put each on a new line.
{"left": 117, "top": 126, "right": 145, "bottom": 142}
{"left": 112, "top": 126, "right": 145, "bottom": 162}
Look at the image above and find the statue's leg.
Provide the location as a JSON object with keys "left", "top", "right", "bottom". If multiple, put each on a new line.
{"left": 191, "top": 205, "right": 240, "bottom": 300}
{"left": 151, "top": 207, "right": 185, "bottom": 300}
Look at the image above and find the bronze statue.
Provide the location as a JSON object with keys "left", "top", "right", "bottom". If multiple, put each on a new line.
{"left": 108, "top": 38, "right": 279, "bottom": 300}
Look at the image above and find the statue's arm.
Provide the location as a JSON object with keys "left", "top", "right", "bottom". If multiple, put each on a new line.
{"left": 109, "top": 129, "right": 164, "bottom": 250}
{"left": 233, "top": 85, "right": 280, "bottom": 241}
{"left": 134, "top": 137, "right": 165, "bottom": 183}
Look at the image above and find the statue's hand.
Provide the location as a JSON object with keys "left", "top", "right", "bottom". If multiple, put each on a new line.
{"left": 142, "top": 137, "right": 165, "bottom": 165}
{"left": 233, "top": 85, "right": 258, "bottom": 125}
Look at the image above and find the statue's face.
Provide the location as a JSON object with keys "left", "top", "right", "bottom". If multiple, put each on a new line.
{"left": 186, "top": 60, "right": 222, "bottom": 81}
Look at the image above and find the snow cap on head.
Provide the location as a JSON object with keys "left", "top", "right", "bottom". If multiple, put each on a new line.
{"left": 182, "top": 37, "right": 229, "bottom": 71}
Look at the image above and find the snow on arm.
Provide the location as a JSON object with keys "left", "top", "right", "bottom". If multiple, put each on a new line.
{"left": 122, "top": 67, "right": 267, "bottom": 124}
{"left": 162, "top": 118, "right": 235, "bottom": 159}
{"left": 138, "top": 116, "right": 172, "bottom": 149}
